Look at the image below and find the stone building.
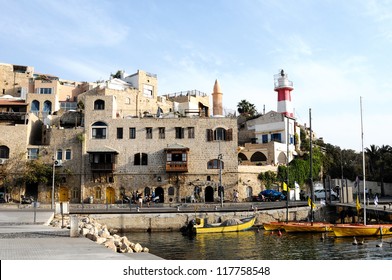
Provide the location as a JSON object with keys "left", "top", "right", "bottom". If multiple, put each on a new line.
{"left": 0, "top": 63, "right": 240, "bottom": 204}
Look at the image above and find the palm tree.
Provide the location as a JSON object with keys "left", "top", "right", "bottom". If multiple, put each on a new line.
{"left": 365, "top": 144, "right": 392, "bottom": 197}
{"left": 237, "top": 100, "right": 257, "bottom": 117}
{"left": 365, "top": 145, "right": 379, "bottom": 180}
{"left": 378, "top": 145, "right": 392, "bottom": 197}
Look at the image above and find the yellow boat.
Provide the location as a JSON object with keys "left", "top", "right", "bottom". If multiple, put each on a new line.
{"left": 282, "top": 222, "right": 334, "bottom": 233}
{"left": 263, "top": 221, "right": 286, "bottom": 231}
{"left": 193, "top": 216, "right": 256, "bottom": 234}
{"left": 332, "top": 224, "right": 392, "bottom": 237}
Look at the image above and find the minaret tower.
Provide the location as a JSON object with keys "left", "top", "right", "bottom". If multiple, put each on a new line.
{"left": 212, "top": 79, "right": 223, "bottom": 116}
{"left": 274, "top": 69, "right": 294, "bottom": 118}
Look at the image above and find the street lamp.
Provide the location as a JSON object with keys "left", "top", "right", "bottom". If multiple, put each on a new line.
{"left": 52, "top": 147, "right": 56, "bottom": 210}
{"left": 218, "top": 153, "right": 223, "bottom": 207}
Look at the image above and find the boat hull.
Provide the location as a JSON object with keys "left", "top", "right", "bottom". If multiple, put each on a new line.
{"left": 263, "top": 222, "right": 286, "bottom": 231}
{"left": 194, "top": 216, "right": 255, "bottom": 234}
{"left": 333, "top": 224, "right": 392, "bottom": 237}
{"left": 282, "top": 222, "right": 333, "bottom": 233}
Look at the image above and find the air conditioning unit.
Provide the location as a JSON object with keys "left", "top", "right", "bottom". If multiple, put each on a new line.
{"left": 0, "top": 158, "right": 7, "bottom": 165}
{"left": 54, "top": 160, "right": 63, "bottom": 167}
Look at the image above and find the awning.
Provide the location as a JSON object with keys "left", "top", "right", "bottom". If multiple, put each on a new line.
{"left": 164, "top": 143, "right": 189, "bottom": 151}
{"left": 87, "top": 146, "right": 119, "bottom": 154}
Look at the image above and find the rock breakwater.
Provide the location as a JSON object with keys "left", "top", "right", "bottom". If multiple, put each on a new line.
{"left": 50, "top": 214, "right": 149, "bottom": 254}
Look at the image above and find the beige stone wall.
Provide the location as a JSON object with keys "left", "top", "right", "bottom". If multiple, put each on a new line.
{"left": 0, "top": 63, "right": 33, "bottom": 97}
{"left": 81, "top": 115, "right": 238, "bottom": 203}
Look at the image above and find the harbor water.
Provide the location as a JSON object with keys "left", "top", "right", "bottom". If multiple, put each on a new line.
{"left": 125, "top": 230, "right": 392, "bottom": 260}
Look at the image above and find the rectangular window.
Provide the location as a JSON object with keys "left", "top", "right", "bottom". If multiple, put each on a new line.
{"left": 159, "top": 127, "right": 165, "bottom": 139}
{"left": 117, "top": 127, "right": 123, "bottom": 139}
{"left": 141, "top": 153, "right": 148, "bottom": 165}
{"left": 27, "top": 148, "right": 39, "bottom": 160}
{"left": 271, "top": 133, "right": 282, "bottom": 142}
{"left": 188, "top": 127, "right": 195, "bottom": 139}
{"left": 37, "top": 88, "right": 53, "bottom": 94}
{"left": 143, "top": 84, "right": 153, "bottom": 97}
{"left": 60, "top": 102, "right": 77, "bottom": 111}
{"left": 146, "top": 127, "right": 152, "bottom": 139}
{"left": 175, "top": 127, "right": 184, "bottom": 139}
{"left": 134, "top": 153, "right": 148, "bottom": 165}
{"left": 65, "top": 149, "right": 72, "bottom": 160}
{"left": 129, "top": 127, "right": 136, "bottom": 139}
{"left": 262, "top": 134, "right": 268, "bottom": 143}
{"left": 57, "top": 149, "right": 63, "bottom": 160}
{"left": 92, "top": 128, "right": 106, "bottom": 139}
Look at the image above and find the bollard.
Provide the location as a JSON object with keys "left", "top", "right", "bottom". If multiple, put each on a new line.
{"left": 70, "top": 215, "right": 79, "bottom": 237}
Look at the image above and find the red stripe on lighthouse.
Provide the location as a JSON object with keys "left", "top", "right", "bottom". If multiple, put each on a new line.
{"left": 277, "top": 90, "right": 292, "bottom": 101}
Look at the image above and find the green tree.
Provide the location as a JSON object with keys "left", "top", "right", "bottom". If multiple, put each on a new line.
{"left": 23, "top": 160, "right": 53, "bottom": 186}
{"left": 237, "top": 100, "right": 257, "bottom": 117}
{"left": 111, "top": 70, "right": 122, "bottom": 79}
{"left": 257, "top": 171, "right": 277, "bottom": 189}
{"left": 365, "top": 144, "right": 392, "bottom": 196}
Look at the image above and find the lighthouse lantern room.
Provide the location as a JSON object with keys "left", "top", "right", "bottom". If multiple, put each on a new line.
{"left": 274, "top": 69, "right": 294, "bottom": 118}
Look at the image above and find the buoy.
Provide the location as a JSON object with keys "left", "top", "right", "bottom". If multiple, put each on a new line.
{"left": 277, "top": 229, "right": 282, "bottom": 236}
{"left": 358, "top": 239, "right": 365, "bottom": 245}
{"left": 352, "top": 237, "right": 358, "bottom": 245}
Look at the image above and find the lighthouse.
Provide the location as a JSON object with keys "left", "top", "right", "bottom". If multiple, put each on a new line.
{"left": 274, "top": 69, "right": 294, "bottom": 118}
{"left": 212, "top": 79, "right": 223, "bottom": 116}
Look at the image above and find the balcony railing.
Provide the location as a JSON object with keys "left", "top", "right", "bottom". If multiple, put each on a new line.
{"left": 90, "top": 162, "right": 115, "bottom": 172}
{"left": 165, "top": 162, "right": 188, "bottom": 172}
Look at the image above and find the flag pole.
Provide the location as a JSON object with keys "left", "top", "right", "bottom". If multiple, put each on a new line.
{"left": 309, "top": 108, "right": 314, "bottom": 225}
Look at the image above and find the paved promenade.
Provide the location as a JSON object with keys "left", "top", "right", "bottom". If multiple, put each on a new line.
{"left": 0, "top": 207, "right": 163, "bottom": 260}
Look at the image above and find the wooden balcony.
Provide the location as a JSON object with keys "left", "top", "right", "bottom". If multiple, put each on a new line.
{"left": 165, "top": 162, "right": 188, "bottom": 172}
{"left": 90, "top": 162, "right": 115, "bottom": 172}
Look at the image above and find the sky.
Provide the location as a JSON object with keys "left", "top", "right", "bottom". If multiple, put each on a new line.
{"left": 1, "top": 0, "right": 391, "bottom": 152}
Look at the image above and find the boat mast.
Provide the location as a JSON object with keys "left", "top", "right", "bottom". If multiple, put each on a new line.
{"left": 360, "top": 97, "right": 367, "bottom": 225}
{"left": 286, "top": 116, "right": 289, "bottom": 223}
{"left": 309, "top": 108, "right": 314, "bottom": 225}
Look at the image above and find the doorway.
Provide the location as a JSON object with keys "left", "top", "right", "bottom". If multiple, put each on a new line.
{"left": 106, "top": 187, "right": 115, "bottom": 204}
{"left": 204, "top": 186, "right": 214, "bottom": 202}
{"left": 155, "top": 187, "right": 164, "bottom": 203}
{"left": 59, "top": 187, "right": 69, "bottom": 202}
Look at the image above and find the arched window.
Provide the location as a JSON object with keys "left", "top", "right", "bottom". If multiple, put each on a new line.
{"left": 0, "top": 145, "right": 10, "bottom": 158}
{"left": 94, "top": 99, "right": 105, "bottom": 110}
{"left": 95, "top": 187, "right": 102, "bottom": 199}
{"left": 250, "top": 152, "right": 267, "bottom": 162}
{"left": 43, "top": 100, "right": 52, "bottom": 114}
{"left": 207, "top": 159, "right": 224, "bottom": 169}
{"left": 91, "top": 121, "right": 107, "bottom": 139}
{"left": 125, "top": 97, "right": 131, "bottom": 104}
{"left": 246, "top": 186, "right": 253, "bottom": 199}
{"left": 65, "top": 149, "right": 71, "bottom": 160}
{"left": 238, "top": 153, "right": 248, "bottom": 161}
{"left": 207, "top": 128, "right": 233, "bottom": 141}
{"left": 31, "top": 100, "right": 40, "bottom": 114}
{"left": 72, "top": 187, "right": 80, "bottom": 201}
{"left": 214, "top": 127, "right": 226, "bottom": 141}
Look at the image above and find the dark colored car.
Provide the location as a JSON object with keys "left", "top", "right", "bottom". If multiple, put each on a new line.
{"left": 260, "top": 190, "right": 286, "bottom": 201}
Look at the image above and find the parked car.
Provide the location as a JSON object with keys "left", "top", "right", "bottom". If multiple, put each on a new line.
{"left": 312, "top": 189, "right": 339, "bottom": 201}
{"left": 259, "top": 189, "right": 286, "bottom": 201}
